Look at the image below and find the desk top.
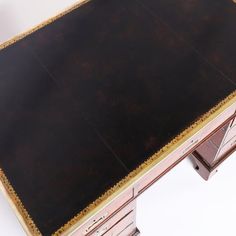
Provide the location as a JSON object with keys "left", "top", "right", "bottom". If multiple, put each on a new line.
{"left": 0, "top": 0, "right": 235, "bottom": 235}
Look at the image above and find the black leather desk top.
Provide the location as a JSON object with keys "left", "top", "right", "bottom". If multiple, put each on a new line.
{"left": 0, "top": 0, "right": 235, "bottom": 235}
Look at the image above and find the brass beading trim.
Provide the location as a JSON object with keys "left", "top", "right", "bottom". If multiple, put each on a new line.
{"left": 0, "top": 169, "right": 41, "bottom": 236}
{"left": 0, "top": 0, "right": 90, "bottom": 51}
{"left": 0, "top": 1, "right": 235, "bottom": 235}
{"left": 53, "top": 90, "right": 236, "bottom": 235}
{"left": 0, "top": 89, "right": 235, "bottom": 236}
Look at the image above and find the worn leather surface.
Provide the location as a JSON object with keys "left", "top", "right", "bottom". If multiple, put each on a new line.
{"left": 139, "top": 0, "right": 236, "bottom": 84}
{"left": 0, "top": 0, "right": 235, "bottom": 235}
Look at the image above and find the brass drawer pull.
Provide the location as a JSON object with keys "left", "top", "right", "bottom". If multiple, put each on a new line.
{"left": 84, "top": 212, "right": 109, "bottom": 234}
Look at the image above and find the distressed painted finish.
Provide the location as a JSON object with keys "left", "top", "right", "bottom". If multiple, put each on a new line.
{"left": 0, "top": 0, "right": 235, "bottom": 235}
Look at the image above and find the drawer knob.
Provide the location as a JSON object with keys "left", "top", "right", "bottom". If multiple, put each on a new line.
{"left": 84, "top": 212, "right": 109, "bottom": 234}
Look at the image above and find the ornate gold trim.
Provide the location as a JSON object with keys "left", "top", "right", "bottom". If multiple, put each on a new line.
{"left": 0, "top": 1, "right": 236, "bottom": 235}
{"left": 52, "top": 90, "right": 236, "bottom": 236}
{"left": 0, "top": 0, "right": 90, "bottom": 51}
{"left": 0, "top": 91, "right": 235, "bottom": 236}
{"left": 0, "top": 169, "right": 41, "bottom": 236}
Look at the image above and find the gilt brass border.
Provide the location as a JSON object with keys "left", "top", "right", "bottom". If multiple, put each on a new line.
{"left": 53, "top": 90, "right": 236, "bottom": 236}
{"left": 0, "top": 169, "right": 41, "bottom": 236}
{"left": 0, "top": 0, "right": 90, "bottom": 51}
{"left": 0, "top": 91, "right": 235, "bottom": 236}
{"left": 0, "top": 1, "right": 236, "bottom": 236}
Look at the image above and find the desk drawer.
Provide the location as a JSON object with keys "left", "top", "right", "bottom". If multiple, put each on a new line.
{"left": 71, "top": 188, "right": 133, "bottom": 236}
{"left": 102, "top": 210, "right": 136, "bottom": 236}
{"left": 90, "top": 201, "right": 136, "bottom": 236}
{"left": 223, "top": 124, "right": 236, "bottom": 145}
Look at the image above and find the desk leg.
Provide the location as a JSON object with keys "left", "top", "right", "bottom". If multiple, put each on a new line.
{"left": 189, "top": 151, "right": 218, "bottom": 180}
{"left": 190, "top": 146, "right": 236, "bottom": 181}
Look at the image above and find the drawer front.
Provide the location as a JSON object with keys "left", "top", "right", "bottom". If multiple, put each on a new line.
{"left": 218, "top": 136, "right": 236, "bottom": 159}
{"left": 71, "top": 188, "right": 133, "bottom": 236}
{"left": 90, "top": 201, "right": 136, "bottom": 236}
{"left": 103, "top": 210, "right": 136, "bottom": 236}
{"left": 223, "top": 124, "right": 236, "bottom": 145}
{"left": 116, "top": 222, "right": 136, "bottom": 236}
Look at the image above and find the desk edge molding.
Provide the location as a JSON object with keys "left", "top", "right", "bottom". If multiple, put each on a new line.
{"left": 0, "top": 0, "right": 90, "bottom": 51}
{"left": 0, "top": 91, "right": 235, "bottom": 236}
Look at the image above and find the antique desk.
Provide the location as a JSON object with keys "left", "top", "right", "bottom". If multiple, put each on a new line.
{"left": 0, "top": 0, "right": 236, "bottom": 235}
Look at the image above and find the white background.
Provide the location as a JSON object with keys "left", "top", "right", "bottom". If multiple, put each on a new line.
{"left": 0, "top": 1, "right": 236, "bottom": 235}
